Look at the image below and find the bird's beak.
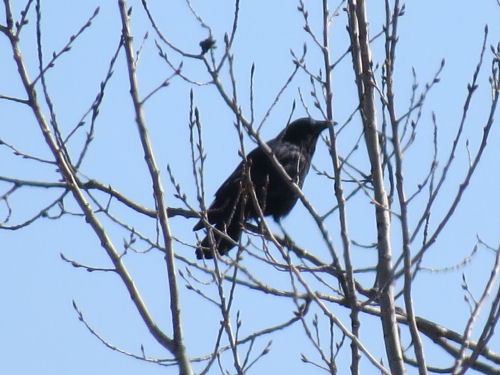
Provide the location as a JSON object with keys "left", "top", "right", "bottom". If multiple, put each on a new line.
{"left": 316, "top": 120, "right": 333, "bottom": 131}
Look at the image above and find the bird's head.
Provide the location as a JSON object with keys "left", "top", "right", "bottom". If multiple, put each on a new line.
{"left": 280, "top": 117, "right": 330, "bottom": 144}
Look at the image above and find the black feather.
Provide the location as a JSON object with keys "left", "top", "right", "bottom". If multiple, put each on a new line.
{"left": 193, "top": 117, "right": 328, "bottom": 259}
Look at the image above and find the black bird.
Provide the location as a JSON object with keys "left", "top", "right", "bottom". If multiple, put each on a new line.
{"left": 193, "top": 117, "right": 329, "bottom": 259}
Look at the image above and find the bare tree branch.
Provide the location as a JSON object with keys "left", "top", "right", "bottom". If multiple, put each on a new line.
{"left": 117, "top": 2, "right": 192, "bottom": 374}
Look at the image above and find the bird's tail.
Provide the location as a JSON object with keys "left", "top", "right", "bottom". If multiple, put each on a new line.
{"left": 195, "top": 222, "right": 242, "bottom": 259}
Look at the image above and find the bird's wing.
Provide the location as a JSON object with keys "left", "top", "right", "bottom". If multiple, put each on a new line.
{"left": 193, "top": 142, "right": 273, "bottom": 231}
{"left": 272, "top": 142, "right": 308, "bottom": 184}
{"left": 193, "top": 159, "right": 245, "bottom": 230}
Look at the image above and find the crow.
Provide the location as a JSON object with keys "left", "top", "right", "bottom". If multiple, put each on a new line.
{"left": 193, "top": 117, "right": 329, "bottom": 259}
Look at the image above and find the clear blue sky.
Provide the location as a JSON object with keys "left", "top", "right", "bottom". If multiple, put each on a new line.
{"left": 1, "top": 1, "right": 499, "bottom": 374}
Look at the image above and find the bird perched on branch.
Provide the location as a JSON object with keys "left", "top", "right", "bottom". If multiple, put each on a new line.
{"left": 193, "top": 117, "right": 329, "bottom": 259}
